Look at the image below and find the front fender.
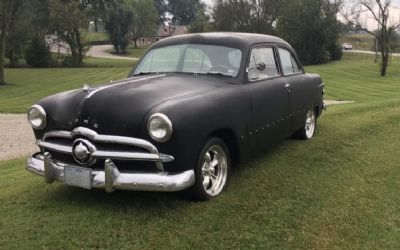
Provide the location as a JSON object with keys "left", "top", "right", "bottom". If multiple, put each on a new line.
{"left": 140, "top": 84, "right": 251, "bottom": 172}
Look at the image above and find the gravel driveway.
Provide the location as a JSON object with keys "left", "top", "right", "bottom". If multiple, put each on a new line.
{"left": 0, "top": 114, "right": 36, "bottom": 161}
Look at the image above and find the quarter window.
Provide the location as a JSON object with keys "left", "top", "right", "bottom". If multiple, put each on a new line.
{"left": 247, "top": 47, "right": 279, "bottom": 81}
{"left": 278, "top": 48, "right": 302, "bottom": 75}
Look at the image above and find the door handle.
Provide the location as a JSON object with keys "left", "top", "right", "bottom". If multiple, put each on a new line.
{"left": 284, "top": 83, "right": 291, "bottom": 93}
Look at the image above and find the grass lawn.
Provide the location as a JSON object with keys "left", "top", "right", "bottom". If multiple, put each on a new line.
{"left": 0, "top": 57, "right": 135, "bottom": 113}
{"left": 106, "top": 47, "right": 148, "bottom": 59}
{"left": 0, "top": 54, "right": 400, "bottom": 249}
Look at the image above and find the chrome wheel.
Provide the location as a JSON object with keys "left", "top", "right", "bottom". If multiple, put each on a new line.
{"left": 201, "top": 145, "right": 228, "bottom": 197}
{"left": 305, "top": 109, "right": 316, "bottom": 139}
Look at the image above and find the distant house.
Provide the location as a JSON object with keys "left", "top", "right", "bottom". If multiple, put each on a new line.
{"left": 135, "top": 25, "right": 188, "bottom": 47}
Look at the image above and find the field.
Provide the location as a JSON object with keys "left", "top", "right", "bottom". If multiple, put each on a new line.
{"left": 340, "top": 34, "right": 375, "bottom": 51}
{"left": 0, "top": 54, "right": 400, "bottom": 249}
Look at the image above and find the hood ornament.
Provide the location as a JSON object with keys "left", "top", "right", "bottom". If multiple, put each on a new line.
{"left": 83, "top": 83, "right": 92, "bottom": 95}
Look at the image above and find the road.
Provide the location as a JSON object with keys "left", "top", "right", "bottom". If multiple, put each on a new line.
{"left": 344, "top": 49, "right": 400, "bottom": 57}
{"left": 51, "top": 43, "right": 138, "bottom": 60}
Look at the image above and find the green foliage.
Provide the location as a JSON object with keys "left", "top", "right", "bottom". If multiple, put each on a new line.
{"left": 126, "top": 0, "right": 159, "bottom": 48}
{"left": 24, "top": 36, "right": 52, "bottom": 68}
{"left": 154, "top": 0, "right": 168, "bottom": 23}
{"left": 328, "top": 43, "right": 343, "bottom": 61}
{"left": 277, "top": 0, "right": 341, "bottom": 65}
{"left": 188, "top": 5, "right": 211, "bottom": 33}
{"left": 105, "top": 2, "right": 133, "bottom": 53}
{"left": 212, "top": 0, "right": 284, "bottom": 34}
{"left": 168, "top": 0, "right": 202, "bottom": 25}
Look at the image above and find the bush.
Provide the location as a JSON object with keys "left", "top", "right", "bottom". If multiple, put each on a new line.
{"left": 25, "top": 36, "right": 52, "bottom": 67}
{"left": 328, "top": 43, "right": 343, "bottom": 61}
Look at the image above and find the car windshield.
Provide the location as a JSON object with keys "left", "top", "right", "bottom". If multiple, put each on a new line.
{"left": 133, "top": 44, "right": 242, "bottom": 77}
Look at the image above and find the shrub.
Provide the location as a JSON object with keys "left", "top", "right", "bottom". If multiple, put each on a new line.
{"left": 25, "top": 36, "right": 52, "bottom": 67}
{"left": 328, "top": 43, "right": 343, "bottom": 61}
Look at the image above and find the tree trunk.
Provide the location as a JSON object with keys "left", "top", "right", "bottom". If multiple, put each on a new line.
{"left": 94, "top": 18, "right": 99, "bottom": 33}
{"left": 134, "top": 39, "right": 138, "bottom": 49}
{"left": 75, "top": 29, "right": 83, "bottom": 66}
{"left": 0, "top": 4, "right": 8, "bottom": 85}
{"left": 381, "top": 50, "right": 389, "bottom": 76}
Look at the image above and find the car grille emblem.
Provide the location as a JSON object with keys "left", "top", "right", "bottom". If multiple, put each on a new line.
{"left": 72, "top": 139, "right": 96, "bottom": 165}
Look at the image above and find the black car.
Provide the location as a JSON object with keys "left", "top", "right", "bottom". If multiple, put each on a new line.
{"left": 26, "top": 33, "right": 324, "bottom": 200}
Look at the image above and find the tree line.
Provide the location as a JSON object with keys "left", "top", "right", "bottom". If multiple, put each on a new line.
{"left": 0, "top": 0, "right": 396, "bottom": 85}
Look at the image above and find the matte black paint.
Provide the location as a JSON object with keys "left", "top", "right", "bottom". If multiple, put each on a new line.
{"left": 32, "top": 33, "right": 324, "bottom": 172}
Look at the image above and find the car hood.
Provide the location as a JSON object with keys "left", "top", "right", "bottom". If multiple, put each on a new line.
{"left": 38, "top": 74, "right": 228, "bottom": 137}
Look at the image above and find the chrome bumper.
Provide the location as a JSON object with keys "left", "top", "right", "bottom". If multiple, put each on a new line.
{"left": 26, "top": 153, "right": 195, "bottom": 192}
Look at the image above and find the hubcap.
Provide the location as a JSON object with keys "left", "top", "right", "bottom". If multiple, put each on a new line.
{"left": 305, "top": 109, "right": 316, "bottom": 138}
{"left": 201, "top": 145, "right": 228, "bottom": 196}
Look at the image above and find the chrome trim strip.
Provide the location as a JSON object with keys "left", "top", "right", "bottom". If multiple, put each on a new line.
{"left": 38, "top": 141, "right": 73, "bottom": 154}
{"left": 86, "top": 74, "right": 166, "bottom": 99}
{"left": 26, "top": 154, "right": 195, "bottom": 192}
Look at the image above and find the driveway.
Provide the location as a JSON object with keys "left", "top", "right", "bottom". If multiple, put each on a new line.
{"left": 0, "top": 114, "right": 36, "bottom": 161}
{"left": 51, "top": 43, "right": 138, "bottom": 61}
{"left": 344, "top": 50, "right": 400, "bottom": 57}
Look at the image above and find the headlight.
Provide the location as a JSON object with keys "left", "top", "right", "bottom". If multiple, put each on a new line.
{"left": 27, "top": 105, "right": 46, "bottom": 130}
{"left": 147, "top": 113, "right": 173, "bottom": 142}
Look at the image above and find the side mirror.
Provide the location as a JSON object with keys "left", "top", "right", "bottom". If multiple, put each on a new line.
{"left": 256, "top": 62, "right": 266, "bottom": 71}
{"left": 246, "top": 62, "right": 266, "bottom": 73}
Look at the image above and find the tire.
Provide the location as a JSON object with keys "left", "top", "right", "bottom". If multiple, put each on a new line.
{"left": 187, "top": 137, "right": 231, "bottom": 201}
{"left": 294, "top": 108, "right": 317, "bottom": 140}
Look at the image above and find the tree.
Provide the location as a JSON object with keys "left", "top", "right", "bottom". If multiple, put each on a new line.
{"left": 0, "top": 0, "right": 23, "bottom": 84}
{"left": 188, "top": 4, "right": 211, "bottom": 33}
{"left": 211, "top": 0, "right": 284, "bottom": 34}
{"left": 127, "top": 0, "right": 158, "bottom": 48}
{"left": 343, "top": 0, "right": 400, "bottom": 76}
{"left": 277, "top": 0, "right": 342, "bottom": 65}
{"left": 154, "top": 0, "right": 168, "bottom": 23}
{"left": 168, "top": 0, "right": 202, "bottom": 25}
{"left": 212, "top": 0, "right": 254, "bottom": 32}
{"left": 82, "top": 0, "right": 120, "bottom": 32}
{"left": 104, "top": 2, "right": 133, "bottom": 53}
{"left": 49, "top": 0, "right": 88, "bottom": 67}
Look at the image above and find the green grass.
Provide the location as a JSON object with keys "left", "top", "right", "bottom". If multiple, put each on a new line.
{"left": 107, "top": 47, "right": 148, "bottom": 59}
{"left": 1, "top": 54, "right": 400, "bottom": 249}
{"left": 0, "top": 57, "right": 135, "bottom": 113}
{"left": 83, "top": 32, "right": 110, "bottom": 43}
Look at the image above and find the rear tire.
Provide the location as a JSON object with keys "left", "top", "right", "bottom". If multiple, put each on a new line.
{"left": 294, "top": 108, "right": 317, "bottom": 140}
{"left": 186, "top": 137, "right": 230, "bottom": 201}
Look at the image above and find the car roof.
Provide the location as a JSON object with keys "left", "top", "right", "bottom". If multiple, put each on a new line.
{"left": 150, "top": 32, "right": 291, "bottom": 51}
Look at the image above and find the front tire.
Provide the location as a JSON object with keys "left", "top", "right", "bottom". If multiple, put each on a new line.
{"left": 188, "top": 137, "right": 230, "bottom": 201}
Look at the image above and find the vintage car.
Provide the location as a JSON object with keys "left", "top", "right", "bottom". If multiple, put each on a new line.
{"left": 26, "top": 33, "right": 324, "bottom": 200}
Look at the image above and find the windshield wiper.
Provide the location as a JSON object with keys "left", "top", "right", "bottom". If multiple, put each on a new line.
{"left": 133, "top": 72, "right": 158, "bottom": 76}
{"left": 203, "top": 72, "right": 234, "bottom": 77}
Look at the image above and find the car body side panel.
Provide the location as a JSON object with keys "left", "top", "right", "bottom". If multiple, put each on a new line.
{"left": 139, "top": 84, "right": 253, "bottom": 172}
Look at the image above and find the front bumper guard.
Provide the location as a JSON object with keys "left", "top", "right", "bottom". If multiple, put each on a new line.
{"left": 26, "top": 153, "right": 195, "bottom": 192}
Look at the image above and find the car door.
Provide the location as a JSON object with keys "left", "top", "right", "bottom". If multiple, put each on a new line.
{"left": 277, "top": 47, "right": 311, "bottom": 134}
{"left": 245, "top": 46, "right": 289, "bottom": 151}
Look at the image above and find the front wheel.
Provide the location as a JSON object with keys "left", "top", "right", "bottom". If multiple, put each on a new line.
{"left": 188, "top": 137, "right": 230, "bottom": 201}
{"left": 295, "top": 108, "right": 317, "bottom": 139}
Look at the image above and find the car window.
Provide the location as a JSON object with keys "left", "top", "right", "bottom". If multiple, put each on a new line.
{"left": 182, "top": 48, "right": 212, "bottom": 73}
{"left": 134, "top": 44, "right": 242, "bottom": 77}
{"left": 247, "top": 47, "right": 279, "bottom": 81}
{"left": 278, "top": 48, "right": 302, "bottom": 75}
{"left": 137, "top": 46, "right": 182, "bottom": 73}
